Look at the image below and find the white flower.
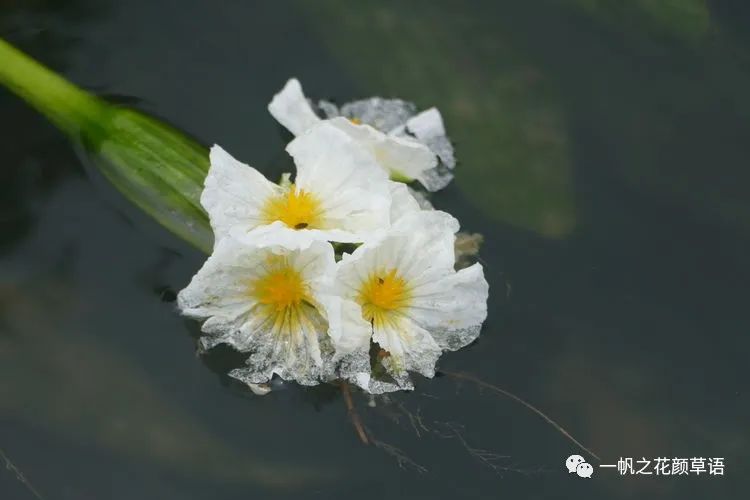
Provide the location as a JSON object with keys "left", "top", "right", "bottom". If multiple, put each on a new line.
{"left": 268, "top": 78, "right": 455, "bottom": 192}
{"left": 331, "top": 211, "right": 489, "bottom": 393}
{"left": 388, "top": 181, "right": 423, "bottom": 223}
{"left": 177, "top": 237, "right": 338, "bottom": 386}
{"left": 202, "top": 120, "right": 391, "bottom": 250}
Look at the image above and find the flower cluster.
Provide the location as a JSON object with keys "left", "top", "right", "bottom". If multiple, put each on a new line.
{"left": 178, "top": 79, "right": 488, "bottom": 394}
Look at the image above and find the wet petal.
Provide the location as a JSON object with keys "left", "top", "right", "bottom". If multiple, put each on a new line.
{"left": 407, "top": 263, "right": 489, "bottom": 351}
{"left": 324, "top": 297, "right": 372, "bottom": 387}
{"left": 286, "top": 121, "right": 391, "bottom": 242}
{"left": 328, "top": 117, "right": 437, "bottom": 183}
{"left": 405, "top": 107, "right": 456, "bottom": 168}
{"left": 268, "top": 78, "right": 321, "bottom": 136}
{"left": 333, "top": 211, "right": 484, "bottom": 393}
{"left": 372, "top": 316, "right": 442, "bottom": 380}
{"left": 388, "top": 182, "right": 422, "bottom": 223}
{"left": 229, "top": 299, "right": 331, "bottom": 386}
{"left": 202, "top": 145, "right": 280, "bottom": 243}
{"left": 337, "top": 97, "right": 416, "bottom": 133}
{"left": 178, "top": 239, "right": 338, "bottom": 386}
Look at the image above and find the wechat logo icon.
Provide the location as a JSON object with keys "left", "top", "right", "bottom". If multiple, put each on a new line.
{"left": 566, "top": 454, "right": 594, "bottom": 478}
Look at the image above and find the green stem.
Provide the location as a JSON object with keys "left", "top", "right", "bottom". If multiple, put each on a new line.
{"left": 0, "top": 38, "right": 108, "bottom": 136}
{"left": 0, "top": 38, "right": 213, "bottom": 253}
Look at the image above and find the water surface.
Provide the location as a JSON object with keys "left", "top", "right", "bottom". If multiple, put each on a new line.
{"left": 1, "top": 1, "right": 747, "bottom": 499}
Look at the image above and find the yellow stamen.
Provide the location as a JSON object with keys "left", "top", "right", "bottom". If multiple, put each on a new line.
{"left": 251, "top": 258, "right": 309, "bottom": 312}
{"left": 261, "top": 184, "right": 323, "bottom": 230}
{"left": 358, "top": 269, "right": 411, "bottom": 326}
{"left": 349, "top": 117, "right": 362, "bottom": 125}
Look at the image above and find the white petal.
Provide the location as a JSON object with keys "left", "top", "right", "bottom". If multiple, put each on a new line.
{"left": 324, "top": 298, "right": 416, "bottom": 395}
{"left": 177, "top": 236, "right": 266, "bottom": 348}
{"left": 336, "top": 210, "right": 459, "bottom": 297}
{"left": 337, "top": 97, "right": 416, "bottom": 133}
{"left": 328, "top": 117, "right": 437, "bottom": 183}
{"left": 339, "top": 210, "right": 459, "bottom": 277}
{"left": 416, "top": 164, "right": 455, "bottom": 193}
{"left": 267, "top": 78, "right": 321, "bottom": 136}
{"left": 177, "top": 236, "right": 262, "bottom": 315}
{"left": 178, "top": 238, "right": 337, "bottom": 386}
{"left": 388, "top": 181, "right": 421, "bottom": 224}
{"left": 270, "top": 85, "right": 453, "bottom": 191}
{"left": 372, "top": 316, "right": 441, "bottom": 380}
{"left": 323, "top": 297, "right": 373, "bottom": 386}
{"left": 404, "top": 108, "right": 456, "bottom": 191}
{"left": 326, "top": 298, "right": 371, "bottom": 356}
{"left": 335, "top": 213, "right": 460, "bottom": 315}
{"left": 202, "top": 145, "right": 280, "bottom": 243}
{"left": 406, "top": 263, "right": 489, "bottom": 350}
{"left": 405, "top": 107, "right": 446, "bottom": 140}
{"left": 405, "top": 108, "right": 455, "bottom": 170}
{"left": 230, "top": 221, "right": 331, "bottom": 251}
{"left": 289, "top": 121, "right": 388, "bottom": 190}
{"left": 405, "top": 212, "right": 458, "bottom": 284}
{"left": 386, "top": 210, "right": 459, "bottom": 284}
{"left": 317, "top": 100, "right": 340, "bottom": 119}
{"left": 221, "top": 241, "right": 334, "bottom": 352}
{"left": 286, "top": 121, "right": 391, "bottom": 242}
{"left": 229, "top": 299, "right": 329, "bottom": 386}
{"left": 289, "top": 240, "right": 337, "bottom": 289}
{"left": 333, "top": 210, "right": 487, "bottom": 393}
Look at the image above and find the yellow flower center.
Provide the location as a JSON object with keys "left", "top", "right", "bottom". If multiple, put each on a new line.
{"left": 349, "top": 117, "right": 362, "bottom": 125}
{"left": 251, "top": 259, "right": 309, "bottom": 311}
{"left": 261, "top": 184, "right": 323, "bottom": 230}
{"left": 358, "top": 269, "right": 411, "bottom": 326}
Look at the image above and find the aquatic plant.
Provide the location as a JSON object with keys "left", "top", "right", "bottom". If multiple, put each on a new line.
{"left": 177, "top": 81, "right": 488, "bottom": 394}
{"left": 0, "top": 38, "right": 596, "bottom": 473}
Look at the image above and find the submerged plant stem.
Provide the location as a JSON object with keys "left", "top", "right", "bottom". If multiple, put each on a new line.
{"left": 442, "top": 371, "right": 600, "bottom": 461}
{"left": 340, "top": 382, "right": 370, "bottom": 445}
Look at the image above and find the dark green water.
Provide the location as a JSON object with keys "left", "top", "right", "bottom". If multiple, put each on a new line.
{"left": 1, "top": 1, "right": 748, "bottom": 499}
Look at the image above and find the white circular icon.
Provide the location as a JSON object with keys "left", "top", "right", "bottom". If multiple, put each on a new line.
{"left": 576, "top": 462, "right": 594, "bottom": 478}
{"left": 566, "top": 454, "right": 586, "bottom": 473}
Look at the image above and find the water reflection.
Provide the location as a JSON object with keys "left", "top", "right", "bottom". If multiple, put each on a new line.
{"left": 302, "top": 1, "right": 576, "bottom": 238}
{"left": 0, "top": 183, "right": 338, "bottom": 493}
{"left": 571, "top": 0, "right": 711, "bottom": 43}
